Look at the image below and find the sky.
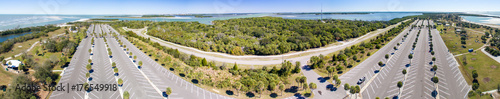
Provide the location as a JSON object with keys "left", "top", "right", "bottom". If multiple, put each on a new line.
{"left": 0, "top": 0, "right": 499, "bottom": 15}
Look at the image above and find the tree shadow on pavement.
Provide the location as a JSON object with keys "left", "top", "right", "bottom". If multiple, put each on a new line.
{"left": 302, "top": 65, "right": 312, "bottom": 71}
{"left": 285, "top": 86, "right": 299, "bottom": 93}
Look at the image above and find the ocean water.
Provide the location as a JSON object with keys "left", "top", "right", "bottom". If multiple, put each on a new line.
{"left": 0, "top": 14, "right": 99, "bottom": 31}
{"left": 0, "top": 12, "right": 422, "bottom": 43}
{"left": 462, "top": 12, "right": 500, "bottom": 25}
{"left": 0, "top": 32, "right": 32, "bottom": 43}
{"left": 100, "top": 13, "right": 272, "bottom": 24}
{"left": 271, "top": 12, "right": 423, "bottom": 21}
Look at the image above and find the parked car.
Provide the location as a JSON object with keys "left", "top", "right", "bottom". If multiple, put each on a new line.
{"left": 357, "top": 77, "right": 366, "bottom": 84}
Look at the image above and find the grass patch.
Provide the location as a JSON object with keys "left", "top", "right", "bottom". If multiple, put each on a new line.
{"left": 456, "top": 51, "right": 500, "bottom": 91}
{"left": 439, "top": 24, "right": 486, "bottom": 55}
{"left": 0, "top": 28, "right": 66, "bottom": 59}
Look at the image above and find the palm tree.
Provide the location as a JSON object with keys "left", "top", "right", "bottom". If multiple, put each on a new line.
{"left": 309, "top": 83, "right": 317, "bottom": 92}
{"left": 299, "top": 76, "right": 306, "bottom": 89}
{"left": 344, "top": 83, "right": 350, "bottom": 91}
{"left": 295, "top": 77, "right": 301, "bottom": 87}
{"left": 335, "top": 79, "right": 341, "bottom": 87}
{"left": 279, "top": 83, "right": 285, "bottom": 96}
{"left": 257, "top": 81, "right": 264, "bottom": 98}
{"left": 234, "top": 82, "right": 242, "bottom": 96}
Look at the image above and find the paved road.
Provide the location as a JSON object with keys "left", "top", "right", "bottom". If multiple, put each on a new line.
{"left": 129, "top": 20, "right": 408, "bottom": 65}
{"left": 125, "top": 20, "right": 411, "bottom": 99}
{"left": 50, "top": 25, "right": 92, "bottom": 99}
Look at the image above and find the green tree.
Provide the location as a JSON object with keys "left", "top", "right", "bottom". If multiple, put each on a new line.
{"left": 293, "top": 61, "right": 301, "bottom": 73}
{"left": 432, "top": 65, "right": 438, "bottom": 72}
{"left": 402, "top": 69, "right": 407, "bottom": 75}
{"left": 257, "top": 81, "right": 265, "bottom": 98}
{"left": 335, "top": 78, "right": 341, "bottom": 87}
{"left": 234, "top": 82, "right": 242, "bottom": 96}
{"left": 309, "top": 83, "right": 317, "bottom": 90}
{"left": 472, "top": 70, "right": 478, "bottom": 79}
{"left": 385, "top": 54, "right": 389, "bottom": 59}
{"left": 114, "top": 68, "right": 118, "bottom": 73}
{"left": 378, "top": 61, "right": 384, "bottom": 69}
{"left": 303, "top": 83, "right": 308, "bottom": 91}
{"left": 327, "top": 66, "right": 334, "bottom": 77}
{"left": 472, "top": 83, "right": 479, "bottom": 90}
{"left": 138, "top": 61, "right": 143, "bottom": 66}
{"left": 123, "top": 91, "right": 129, "bottom": 99}
{"left": 269, "top": 82, "right": 277, "bottom": 93}
{"left": 45, "top": 77, "right": 52, "bottom": 85}
{"left": 279, "top": 83, "right": 285, "bottom": 96}
{"left": 397, "top": 81, "right": 403, "bottom": 89}
{"left": 35, "top": 50, "right": 39, "bottom": 56}
{"left": 299, "top": 76, "right": 307, "bottom": 89}
{"left": 201, "top": 58, "right": 208, "bottom": 66}
{"left": 432, "top": 77, "right": 439, "bottom": 84}
{"left": 344, "top": 83, "right": 350, "bottom": 91}
{"left": 232, "top": 63, "right": 238, "bottom": 71}
{"left": 166, "top": 87, "right": 172, "bottom": 95}
{"left": 2, "top": 75, "right": 35, "bottom": 99}
{"left": 118, "top": 78, "right": 123, "bottom": 85}
{"left": 86, "top": 64, "right": 92, "bottom": 71}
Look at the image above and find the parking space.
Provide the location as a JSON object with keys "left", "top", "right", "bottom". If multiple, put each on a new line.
{"left": 50, "top": 27, "right": 93, "bottom": 99}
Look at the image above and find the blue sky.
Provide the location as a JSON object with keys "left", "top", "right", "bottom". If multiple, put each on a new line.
{"left": 0, "top": 0, "right": 499, "bottom": 15}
